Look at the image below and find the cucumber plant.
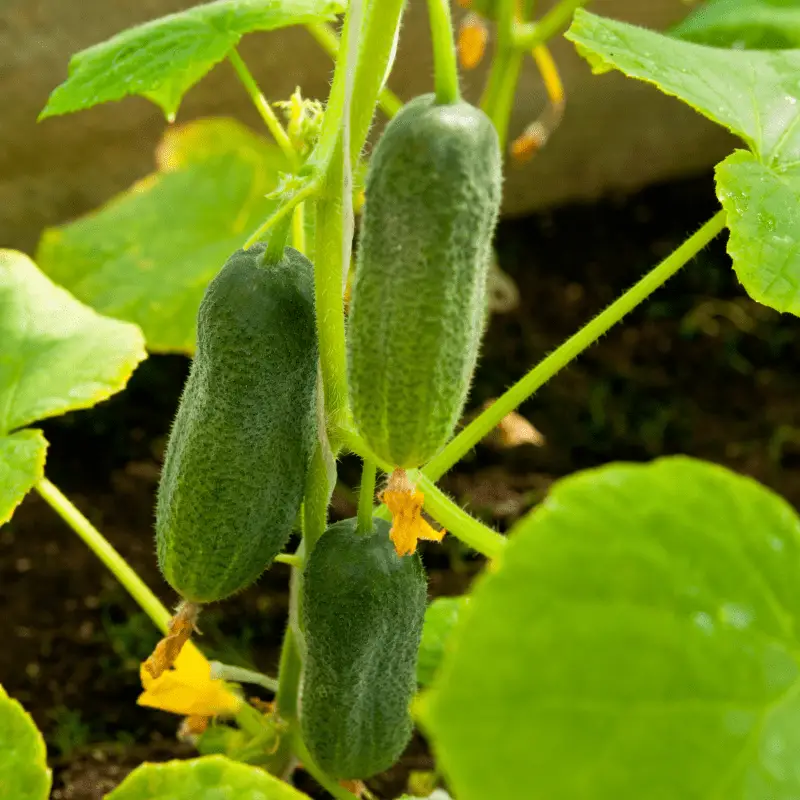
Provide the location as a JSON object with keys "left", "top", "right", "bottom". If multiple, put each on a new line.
{"left": 3, "top": 0, "right": 800, "bottom": 798}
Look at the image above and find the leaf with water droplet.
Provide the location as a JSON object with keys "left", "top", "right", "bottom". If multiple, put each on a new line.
{"left": 566, "top": 10, "right": 800, "bottom": 316}
{"left": 40, "top": 0, "right": 345, "bottom": 120}
{"left": 716, "top": 150, "right": 800, "bottom": 315}
{"left": 419, "top": 456, "right": 800, "bottom": 799}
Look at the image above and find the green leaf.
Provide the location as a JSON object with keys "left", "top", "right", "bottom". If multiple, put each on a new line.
{"left": 419, "top": 456, "right": 800, "bottom": 800}
{"left": 565, "top": 9, "right": 800, "bottom": 164}
{"left": 417, "top": 597, "right": 466, "bottom": 688}
{"left": 672, "top": 0, "right": 800, "bottom": 50}
{"left": 0, "top": 430, "right": 48, "bottom": 525}
{"left": 565, "top": 10, "right": 800, "bottom": 317}
{"left": 0, "top": 685, "right": 51, "bottom": 800}
{"left": 36, "top": 119, "right": 287, "bottom": 353}
{"left": 716, "top": 150, "right": 800, "bottom": 314}
{"left": 105, "top": 755, "right": 311, "bottom": 799}
{"left": 0, "top": 250, "right": 146, "bottom": 433}
{"left": 40, "top": 0, "right": 346, "bottom": 120}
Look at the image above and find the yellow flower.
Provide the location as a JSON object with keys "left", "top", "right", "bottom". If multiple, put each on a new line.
{"left": 138, "top": 641, "right": 242, "bottom": 717}
{"left": 138, "top": 604, "right": 241, "bottom": 717}
{"left": 380, "top": 469, "right": 446, "bottom": 557}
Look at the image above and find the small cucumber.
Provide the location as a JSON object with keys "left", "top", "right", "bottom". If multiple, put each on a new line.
{"left": 347, "top": 94, "right": 502, "bottom": 468}
{"left": 300, "top": 517, "right": 427, "bottom": 779}
{"left": 156, "top": 244, "right": 318, "bottom": 604}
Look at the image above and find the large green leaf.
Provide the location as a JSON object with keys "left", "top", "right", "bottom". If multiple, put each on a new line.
{"left": 40, "top": 0, "right": 346, "bottom": 121}
{"left": 716, "top": 151, "right": 800, "bottom": 313}
{"left": 566, "top": 9, "right": 800, "bottom": 316}
{"left": 672, "top": 0, "right": 800, "bottom": 50}
{"left": 36, "top": 119, "right": 286, "bottom": 353}
{"left": 419, "top": 456, "right": 800, "bottom": 800}
{"left": 0, "top": 250, "right": 145, "bottom": 522}
{"left": 0, "top": 430, "right": 47, "bottom": 526}
{"left": 0, "top": 250, "right": 146, "bottom": 432}
{"left": 0, "top": 685, "right": 51, "bottom": 800}
{"left": 105, "top": 755, "right": 311, "bottom": 799}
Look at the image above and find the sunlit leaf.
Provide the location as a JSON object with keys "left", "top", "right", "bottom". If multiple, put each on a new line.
{"left": 41, "top": 0, "right": 346, "bottom": 120}
{"left": 36, "top": 119, "right": 287, "bottom": 353}
{"left": 0, "top": 430, "right": 47, "bottom": 526}
{"left": 0, "top": 250, "right": 146, "bottom": 432}
{"left": 673, "top": 0, "right": 800, "bottom": 50}
{"left": 420, "top": 456, "right": 800, "bottom": 799}
{"left": 566, "top": 9, "right": 800, "bottom": 316}
{"left": 716, "top": 150, "right": 800, "bottom": 314}
{"left": 105, "top": 755, "right": 310, "bottom": 799}
{"left": 0, "top": 685, "right": 51, "bottom": 800}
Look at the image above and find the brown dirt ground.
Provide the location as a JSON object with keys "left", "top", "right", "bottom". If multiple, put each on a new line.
{"left": 4, "top": 171, "right": 800, "bottom": 798}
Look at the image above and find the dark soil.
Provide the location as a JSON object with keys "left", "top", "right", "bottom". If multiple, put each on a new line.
{"left": 4, "top": 170, "right": 800, "bottom": 798}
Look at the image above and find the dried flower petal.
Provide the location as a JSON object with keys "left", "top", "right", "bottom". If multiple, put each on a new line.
{"left": 458, "top": 13, "right": 488, "bottom": 71}
{"left": 138, "top": 641, "right": 242, "bottom": 717}
{"left": 380, "top": 469, "right": 446, "bottom": 557}
{"left": 143, "top": 601, "right": 200, "bottom": 680}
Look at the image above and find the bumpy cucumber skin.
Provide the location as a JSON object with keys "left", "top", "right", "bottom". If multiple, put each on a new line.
{"left": 156, "top": 245, "right": 318, "bottom": 604}
{"left": 301, "top": 518, "right": 427, "bottom": 780}
{"left": 348, "top": 94, "right": 502, "bottom": 468}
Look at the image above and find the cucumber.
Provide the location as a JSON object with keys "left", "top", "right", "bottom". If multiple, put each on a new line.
{"left": 347, "top": 93, "right": 502, "bottom": 468}
{"left": 156, "top": 244, "right": 318, "bottom": 604}
{"left": 300, "top": 517, "right": 427, "bottom": 779}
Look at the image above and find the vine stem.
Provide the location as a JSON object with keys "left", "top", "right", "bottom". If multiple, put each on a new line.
{"left": 480, "top": 0, "right": 523, "bottom": 147}
{"left": 514, "top": 0, "right": 592, "bottom": 50}
{"left": 427, "top": 0, "right": 461, "bottom": 105}
{"left": 357, "top": 458, "right": 377, "bottom": 533}
{"left": 227, "top": 49, "right": 298, "bottom": 168}
{"left": 305, "top": 22, "right": 403, "bottom": 118}
{"left": 337, "top": 427, "right": 506, "bottom": 560}
{"left": 423, "top": 210, "right": 728, "bottom": 481}
{"left": 35, "top": 477, "right": 171, "bottom": 634}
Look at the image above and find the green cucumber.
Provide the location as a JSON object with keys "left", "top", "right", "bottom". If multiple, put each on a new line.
{"left": 300, "top": 517, "right": 427, "bottom": 779}
{"left": 156, "top": 244, "right": 318, "bottom": 604}
{"left": 347, "top": 93, "right": 502, "bottom": 468}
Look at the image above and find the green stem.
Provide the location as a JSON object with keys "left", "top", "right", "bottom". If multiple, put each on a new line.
{"left": 275, "top": 553, "right": 304, "bottom": 568}
{"left": 35, "top": 478, "right": 171, "bottom": 634}
{"left": 427, "top": 0, "right": 460, "bottom": 105}
{"left": 244, "top": 181, "right": 318, "bottom": 250}
{"left": 264, "top": 213, "right": 291, "bottom": 263}
{"left": 356, "top": 458, "right": 377, "bottom": 533}
{"left": 303, "top": 436, "right": 334, "bottom": 553}
{"left": 337, "top": 427, "right": 506, "bottom": 560}
{"left": 306, "top": 22, "right": 403, "bottom": 119}
{"left": 423, "top": 210, "right": 728, "bottom": 481}
{"left": 293, "top": 734, "right": 359, "bottom": 800}
{"left": 313, "top": 154, "right": 350, "bottom": 423}
{"left": 480, "top": 0, "right": 523, "bottom": 146}
{"left": 416, "top": 476, "right": 506, "bottom": 560}
{"left": 228, "top": 49, "right": 298, "bottom": 168}
{"left": 274, "top": 625, "right": 303, "bottom": 726}
{"left": 292, "top": 203, "right": 306, "bottom": 255}
{"left": 514, "top": 0, "right": 591, "bottom": 49}
{"left": 209, "top": 662, "right": 280, "bottom": 693}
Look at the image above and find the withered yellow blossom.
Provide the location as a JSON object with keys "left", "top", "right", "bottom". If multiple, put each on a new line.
{"left": 138, "top": 641, "right": 242, "bottom": 717}
{"left": 139, "top": 602, "right": 240, "bottom": 717}
{"left": 380, "top": 469, "right": 446, "bottom": 557}
{"left": 142, "top": 601, "right": 199, "bottom": 680}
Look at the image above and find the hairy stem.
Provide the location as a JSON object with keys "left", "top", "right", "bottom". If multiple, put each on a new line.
{"left": 35, "top": 478, "right": 171, "bottom": 634}
{"left": 424, "top": 210, "right": 728, "bottom": 481}
{"left": 228, "top": 49, "right": 297, "bottom": 168}
{"left": 428, "top": 0, "right": 461, "bottom": 105}
{"left": 515, "top": 0, "right": 592, "bottom": 49}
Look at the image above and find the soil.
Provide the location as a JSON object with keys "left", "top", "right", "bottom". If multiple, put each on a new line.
{"left": 4, "top": 170, "right": 800, "bottom": 799}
